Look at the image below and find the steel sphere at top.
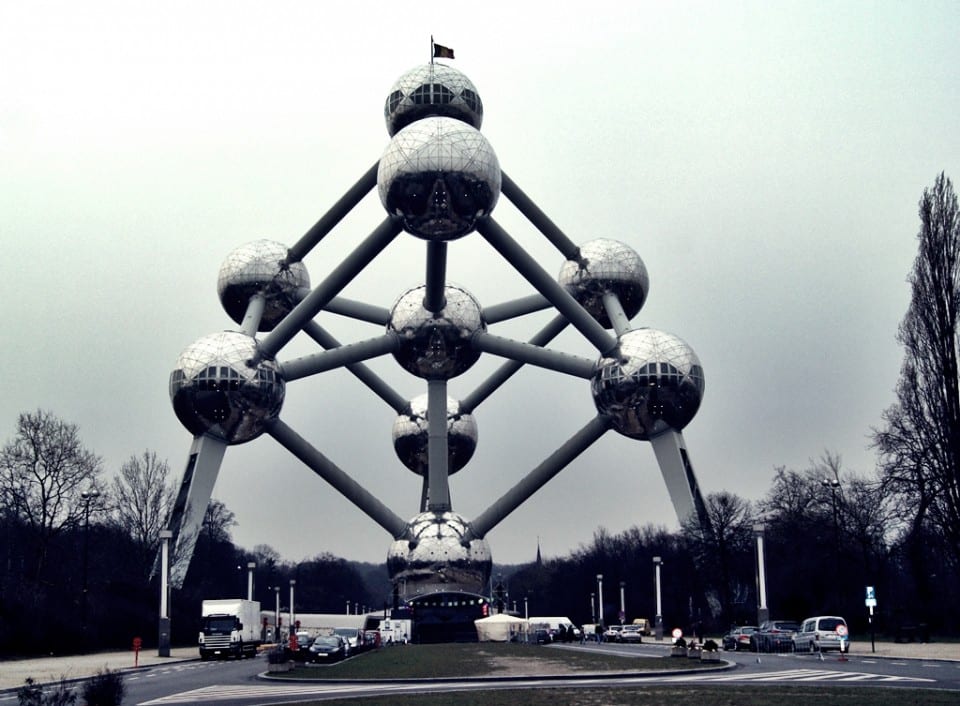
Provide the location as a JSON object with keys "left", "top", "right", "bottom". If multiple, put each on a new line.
{"left": 169, "top": 331, "right": 284, "bottom": 444}
{"left": 384, "top": 63, "right": 483, "bottom": 137}
{"left": 392, "top": 394, "right": 478, "bottom": 476}
{"left": 387, "top": 284, "right": 485, "bottom": 379}
{"left": 592, "top": 328, "right": 704, "bottom": 440}
{"left": 386, "top": 511, "right": 492, "bottom": 595}
{"left": 558, "top": 239, "right": 649, "bottom": 329}
{"left": 377, "top": 116, "right": 501, "bottom": 240}
{"left": 217, "top": 240, "right": 310, "bottom": 332}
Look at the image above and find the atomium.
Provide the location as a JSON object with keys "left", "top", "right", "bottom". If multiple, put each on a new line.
{"left": 377, "top": 116, "right": 501, "bottom": 240}
{"left": 169, "top": 331, "right": 284, "bottom": 444}
{"left": 592, "top": 328, "right": 705, "bottom": 440}
{"left": 386, "top": 511, "right": 492, "bottom": 594}
{"left": 558, "top": 239, "right": 649, "bottom": 329}
{"left": 164, "top": 59, "right": 712, "bottom": 615}
{"left": 387, "top": 284, "right": 485, "bottom": 379}
{"left": 384, "top": 63, "right": 483, "bottom": 137}
{"left": 393, "top": 394, "right": 477, "bottom": 476}
{"left": 217, "top": 240, "right": 310, "bottom": 332}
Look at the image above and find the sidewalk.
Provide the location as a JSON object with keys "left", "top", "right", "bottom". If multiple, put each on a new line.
{"left": 0, "top": 647, "right": 198, "bottom": 692}
{"left": 1, "top": 640, "right": 959, "bottom": 692}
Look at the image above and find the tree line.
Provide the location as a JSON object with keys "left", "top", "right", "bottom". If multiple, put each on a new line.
{"left": 2, "top": 173, "right": 959, "bottom": 654}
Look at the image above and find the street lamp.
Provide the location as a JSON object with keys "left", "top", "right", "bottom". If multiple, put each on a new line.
{"left": 590, "top": 592, "right": 595, "bottom": 624}
{"left": 596, "top": 574, "right": 604, "bottom": 628}
{"left": 289, "top": 580, "right": 296, "bottom": 636}
{"left": 653, "top": 557, "right": 663, "bottom": 641}
{"left": 246, "top": 562, "right": 256, "bottom": 601}
{"left": 80, "top": 490, "right": 100, "bottom": 652}
{"left": 274, "top": 586, "right": 281, "bottom": 643}
{"left": 158, "top": 529, "right": 173, "bottom": 657}
{"left": 754, "top": 524, "right": 769, "bottom": 626}
{"left": 821, "top": 478, "right": 841, "bottom": 552}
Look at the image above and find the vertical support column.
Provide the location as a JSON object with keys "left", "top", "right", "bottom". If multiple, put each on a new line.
{"left": 426, "top": 379, "right": 451, "bottom": 512}
{"left": 754, "top": 524, "right": 769, "bottom": 627}
{"left": 158, "top": 530, "right": 172, "bottom": 657}
{"left": 247, "top": 562, "right": 256, "bottom": 601}
{"left": 653, "top": 556, "right": 663, "bottom": 641}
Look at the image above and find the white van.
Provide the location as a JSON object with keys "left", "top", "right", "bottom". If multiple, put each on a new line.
{"left": 527, "top": 616, "right": 581, "bottom": 641}
{"left": 792, "top": 615, "right": 848, "bottom": 652}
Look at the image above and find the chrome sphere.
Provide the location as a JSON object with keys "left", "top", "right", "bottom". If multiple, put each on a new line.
{"left": 558, "top": 239, "right": 648, "bottom": 329}
{"left": 217, "top": 240, "right": 309, "bottom": 332}
{"left": 392, "top": 394, "right": 478, "bottom": 476}
{"left": 378, "top": 116, "right": 500, "bottom": 240}
{"left": 384, "top": 63, "right": 483, "bottom": 137}
{"left": 169, "top": 331, "right": 284, "bottom": 444}
{"left": 388, "top": 284, "right": 485, "bottom": 379}
{"left": 592, "top": 328, "right": 704, "bottom": 440}
{"left": 387, "top": 511, "right": 492, "bottom": 595}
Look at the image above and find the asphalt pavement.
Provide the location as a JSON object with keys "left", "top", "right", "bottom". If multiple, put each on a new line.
{"left": 2, "top": 640, "right": 959, "bottom": 692}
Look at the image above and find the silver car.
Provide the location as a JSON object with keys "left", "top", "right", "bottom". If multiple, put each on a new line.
{"left": 792, "top": 616, "right": 849, "bottom": 653}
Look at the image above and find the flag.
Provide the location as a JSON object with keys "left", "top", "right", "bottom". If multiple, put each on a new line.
{"left": 433, "top": 42, "right": 455, "bottom": 59}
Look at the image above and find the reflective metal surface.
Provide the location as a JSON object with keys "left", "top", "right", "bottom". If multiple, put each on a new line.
{"left": 217, "top": 240, "right": 309, "bottom": 332}
{"left": 169, "top": 331, "right": 285, "bottom": 444}
{"left": 558, "top": 238, "right": 648, "bottom": 329}
{"left": 387, "top": 511, "right": 492, "bottom": 595}
{"left": 378, "top": 116, "right": 500, "bottom": 240}
{"left": 388, "top": 284, "right": 485, "bottom": 379}
{"left": 392, "top": 394, "right": 477, "bottom": 476}
{"left": 384, "top": 63, "right": 483, "bottom": 137}
{"left": 592, "top": 328, "right": 704, "bottom": 440}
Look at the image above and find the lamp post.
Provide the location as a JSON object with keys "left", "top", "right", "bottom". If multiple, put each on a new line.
{"left": 822, "top": 477, "right": 842, "bottom": 606}
{"left": 289, "top": 580, "right": 296, "bottom": 637}
{"left": 246, "top": 562, "right": 256, "bottom": 601}
{"left": 274, "top": 586, "right": 281, "bottom": 643}
{"left": 590, "top": 592, "right": 595, "bottom": 624}
{"left": 754, "top": 524, "right": 769, "bottom": 626}
{"left": 158, "top": 529, "right": 173, "bottom": 656}
{"left": 80, "top": 490, "right": 100, "bottom": 653}
{"left": 524, "top": 596, "right": 529, "bottom": 620}
{"left": 653, "top": 556, "right": 663, "bottom": 641}
{"left": 596, "top": 574, "right": 604, "bottom": 629}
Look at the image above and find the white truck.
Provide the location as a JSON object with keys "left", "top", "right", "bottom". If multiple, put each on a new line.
{"left": 199, "top": 599, "right": 262, "bottom": 660}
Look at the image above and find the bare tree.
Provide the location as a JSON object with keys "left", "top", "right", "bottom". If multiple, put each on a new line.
{"left": 0, "top": 409, "right": 103, "bottom": 580}
{"left": 110, "top": 450, "right": 175, "bottom": 571}
{"left": 874, "top": 172, "right": 960, "bottom": 567}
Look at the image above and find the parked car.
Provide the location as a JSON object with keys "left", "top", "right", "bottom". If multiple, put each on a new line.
{"left": 308, "top": 635, "right": 347, "bottom": 663}
{"left": 619, "top": 625, "right": 643, "bottom": 643}
{"left": 603, "top": 625, "right": 622, "bottom": 642}
{"left": 792, "top": 616, "right": 849, "bottom": 653}
{"left": 631, "top": 618, "right": 652, "bottom": 636}
{"left": 722, "top": 625, "right": 757, "bottom": 651}
{"left": 333, "top": 627, "right": 363, "bottom": 655}
{"left": 751, "top": 620, "right": 800, "bottom": 653}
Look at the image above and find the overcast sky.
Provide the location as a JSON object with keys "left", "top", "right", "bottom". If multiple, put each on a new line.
{"left": 2, "top": 1, "right": 959, "bottom": 567}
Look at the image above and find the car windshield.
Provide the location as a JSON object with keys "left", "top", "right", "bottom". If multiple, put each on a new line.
{"left": 774, "top": 622, "right": 800, "bottom": 631}
{"left": 313, "top": 637, "right": 340, "bottom": 649}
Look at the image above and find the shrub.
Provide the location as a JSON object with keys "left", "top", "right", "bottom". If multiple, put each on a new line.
{"left": 673, "top": 637, "right": 686, "bottom": 648}
{"left": 703, "top": 639, "right": 719, "bottom": 652}
{"left": 18, "top": 677, "right": 77, "bottom": 706}
{"left": 79, "top": 668, "right": 124, "bottom": 706}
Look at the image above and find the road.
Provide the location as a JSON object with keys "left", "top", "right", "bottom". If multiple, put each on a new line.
{"left": 3, "top": 643, "right": 959, "bottom": 705}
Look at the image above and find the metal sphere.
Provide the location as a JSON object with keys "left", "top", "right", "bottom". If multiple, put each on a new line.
{"left": 384, "top": 64, "right": 483, "bottom": 137}
{"left": 387, "top": 511, "right": 492, "bottom": 595}
{"left": 169, "top": 331, "right": 284, "bottom": 444}
{"left": 592, "top": 328, "right": 704, "bottom": 440}
{"left": 378, "top": 116, "right": 500, "bottom": 241}
{"left": 392, "top": 394, "right": 478, "bottom": 476}
{"left": 388, "top": 284, "right": 485, "bottom": 379}
{"left": 558, "top": 239, "right": 648, "bottom": 329}
{"left": 217, "top": 240, "right": 309, "bottom": 332}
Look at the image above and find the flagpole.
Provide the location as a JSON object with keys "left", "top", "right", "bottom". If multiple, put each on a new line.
{"left": 430, "top": 35, "right": 434, "bottom": 65}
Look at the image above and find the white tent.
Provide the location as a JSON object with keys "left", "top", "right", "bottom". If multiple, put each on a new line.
{"left": 474, "top": 613, "right": 529, "bottom": 642}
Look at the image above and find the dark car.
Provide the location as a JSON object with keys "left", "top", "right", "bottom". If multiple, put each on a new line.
{"left": 751, "top": 620, "right": 800, "bottom": 653}
{"left": 722, "top": 625, "right": 757, "bottom": 651}
{"left": 308, "top": 635, "right": 347, "bottom": 663}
